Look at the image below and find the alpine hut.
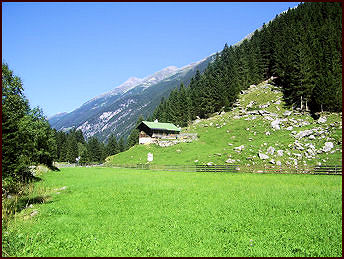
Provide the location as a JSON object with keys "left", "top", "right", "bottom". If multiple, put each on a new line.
{"left": 137, "top": 120, "right": 181, "bottom": 145}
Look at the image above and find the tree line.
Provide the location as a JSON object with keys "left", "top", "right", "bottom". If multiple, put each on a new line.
{"left": 54, "top": 129, "right": 125, "bottom": 164}
{"left": 2, "top": 63, "right": 127, "bottom": 193}
{"left": 2, "top": 63, "right": 57, "bottom": 193}
{"left": 151, "top": 2, "right": 342, "bottom": 127}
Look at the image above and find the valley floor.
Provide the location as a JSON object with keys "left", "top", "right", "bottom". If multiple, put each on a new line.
{"left": 3, "top": 167, "right": 342, "bottom": 257}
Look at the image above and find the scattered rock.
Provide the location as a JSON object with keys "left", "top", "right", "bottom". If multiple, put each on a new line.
{"left": 225, "top": 158, "right": 236, "bottom": 163}
{"left": 318, "top": 117, "right": 327, "bottom": 123}
{"left": 271, "top": 119, "right": 281, "bottom": 130}
{"left": 293, "top": 153, "right": 302, "bottom": 158}
{"left": 294, "top": 141, "right": 305, "bottom": 150}
{"left": 246, "top": 101, "right": 255, "bottom": 108}
{"left": 283, "top": 110, "right": 292, "bottom": 116}
{"left": 207, "top": 162, "right": 214, "bottom": 166}
{"left": 259, "top": 102, "right": 270, "bottom": 109}
{"left": 258, "top": 152, "right": 269, "bottom": 160}
{"left": 269, "top": 159, "right": 275, "bottom": 164}
{"left": 30, "top": 210, "right": 39, "bottom": 217}
{"left": 54, "top": 186, "right": 67, "bottom": 191}
{"left": 234, "top": 145, "right": 245, "bottom": 152}
{"left": 295, "top": 129, "right": 313, "bottom": 139}
{"left": 308, "top": 135, "right": 316, "bottom": 140}
{"left": 265, "top": 131, "right": 271, "bottom": 136}
{"left": 267, "top": 146, "right": 275, "bottom": 155}
{"left": 258, "top": 110, "right": 268, "bottom": 116}
{"left": 322, "top": 142, "right": 334, "bottom": 152}
{"left": 194, "top": 160, "right": 199, "bottom": 163}
{"left": 277, "top": 150, "right": 284, "bottom": 157}
{"left": 307, "top": 148, "right": 316, "bottom": 156}
{"left": 276, "top": 161, "right": 282, "bottom": 166}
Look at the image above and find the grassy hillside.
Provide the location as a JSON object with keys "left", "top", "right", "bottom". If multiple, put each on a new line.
{"left": 106, "top": 79, "right": 342, "bottom": 167}
{"left": 3, "top": 167, "right": 342, "bottom": 257}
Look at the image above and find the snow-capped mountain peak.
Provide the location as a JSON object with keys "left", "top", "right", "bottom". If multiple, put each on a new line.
{"left": 116, "top": 76, "right": 143, "bottom": 93}
{"left": 140, "top": 65, "right": 179, "bottom": 88}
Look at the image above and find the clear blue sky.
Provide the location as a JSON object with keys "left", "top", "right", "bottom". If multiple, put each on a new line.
{"left": 2, "top": 2, "right": 299, "bottom": 118}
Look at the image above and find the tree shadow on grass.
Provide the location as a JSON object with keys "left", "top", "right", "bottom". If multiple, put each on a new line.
{"left": 48, "top": 164, "right": 60, "bottom": 171}
{"left": 15, "top": 195, "right": 52, "bottom": 214}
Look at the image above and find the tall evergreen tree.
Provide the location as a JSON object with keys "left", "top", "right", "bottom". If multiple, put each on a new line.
{"left": 118, "top": 137, "right": 126, "bottom": 152}
{"left": 87, "top": 137, "right": 103, "bottom": 163}
{"left": 127, "top": 115, "right": 145, "bottom": 148}
{"left": 65, "top": 134, "right": 78, "bottom": 163}
{"left": 105, "top": 134, "right": 120, "bottom": 157}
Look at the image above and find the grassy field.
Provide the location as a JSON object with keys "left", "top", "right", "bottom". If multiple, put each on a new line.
{"left": 2, "top": 167, "right": 342, "bottom": 257}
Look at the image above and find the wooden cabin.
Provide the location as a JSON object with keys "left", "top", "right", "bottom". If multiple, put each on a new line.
{"left": 137, "top": 121, "right": 181, "bottom": 145}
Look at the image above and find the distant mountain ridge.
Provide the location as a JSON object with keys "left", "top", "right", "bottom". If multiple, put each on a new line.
{"left": 49, "top": 55, "right": 215, "bottom": 141}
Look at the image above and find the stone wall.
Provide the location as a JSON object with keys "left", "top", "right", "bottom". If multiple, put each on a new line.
{"left": 139, "top": 133, "right": 198, "bottom": 147}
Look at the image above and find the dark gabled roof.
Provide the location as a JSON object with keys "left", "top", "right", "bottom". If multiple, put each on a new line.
{"left": 137, "top": 121, "right": 181, "bottom": 132}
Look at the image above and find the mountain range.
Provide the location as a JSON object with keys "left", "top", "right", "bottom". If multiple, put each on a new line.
{"left": 49, "top": 55, "right": 215, "bottom": 141}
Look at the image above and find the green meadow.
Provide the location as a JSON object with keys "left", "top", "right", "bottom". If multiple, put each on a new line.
{"left": 3, "top": 167, "right": 342, "bottom": 257}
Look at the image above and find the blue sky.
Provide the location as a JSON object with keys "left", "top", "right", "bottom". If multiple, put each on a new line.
{"left": 2, "top": 2, "right": 299, "bottom": 118}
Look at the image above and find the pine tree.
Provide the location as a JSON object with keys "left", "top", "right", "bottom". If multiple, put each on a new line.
{"left": 118, "top": 137, "right": 126, "bottom": 152}
{"left": 65, "top": 134, "right": 78, "bottom": 163}
{"left": 105, "top": 134, "right": 120, "bottom": 157}
{"left": 127, "top": 115, "right": 145, "bottom": 148}
{"left": 87, "top": 137, "right": 102, "bottom": 163}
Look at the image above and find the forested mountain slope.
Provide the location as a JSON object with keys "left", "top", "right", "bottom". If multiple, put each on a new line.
{"left": 151, "top": 2, "right": 342, "bottom": 128}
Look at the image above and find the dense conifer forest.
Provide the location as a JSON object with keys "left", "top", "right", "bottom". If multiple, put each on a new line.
{"left": 150, "top": 2, "right": 342, "bottom": 127}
